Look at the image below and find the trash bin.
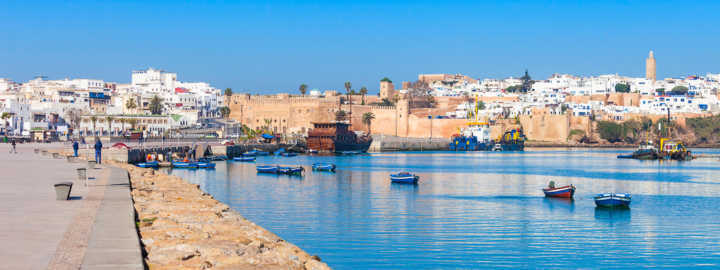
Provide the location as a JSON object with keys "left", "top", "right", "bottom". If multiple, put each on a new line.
{"left": 76, "top": 168, "right": 87, "bottom": 182}
{"left": 88, "top": 160, "right": 96, "bottom": 169}
{"left": 54, "top": 182, "right": 73, "bottom": 200}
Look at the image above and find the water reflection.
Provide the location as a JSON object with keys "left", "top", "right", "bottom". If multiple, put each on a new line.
{"left": 162, "top": 149, "right": 720, "bottom": 269}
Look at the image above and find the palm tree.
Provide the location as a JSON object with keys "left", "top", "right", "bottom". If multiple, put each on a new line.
{"left": 219, "top": 106, "right": 231, "bottom": 119}
{"left": 299, "top": 84, "right": 308, "bottom": 96}
{"left": 359, "top": 86, "right": 368, "bottom": 105}
{"left": 125, "top": 97, "right": 137, "bottom": 112}
{"left": 344, "top": 81, "right": 352, "bottom": 105}
{"left": 90, "top": 115, "right": 98, "bottom": 135}
{"left": 362, "top": 112, "right": 375, "bottom": 134}
{"left": 224, "top": 88, "right": 233, "bottom": 96}
{"left": 105, "top": 116, "right": 114, "bottom": 136}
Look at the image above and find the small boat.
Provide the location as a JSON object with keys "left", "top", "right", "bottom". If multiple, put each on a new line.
{"left": 594, "top": 193, "right": 631, "bottom": 208}
{"left": 172, "top": 161, "right": 199, "bottom": 169}
{"left": 243, "top": 150, "right": 258, "bottom": 157}
{"left": 233, "top": 156, "right": 256, "bottom": 162}
{"left": 274, "top": 148, "right": 286, "bottom": 155}
{"left": 307, "top": 149, "right": 319, "bottom": 154}
{"left": 542, "top": 181, "right": 575, "bottom": 198}
{"left": 197, "top": 162, "right": 216, "bottom": 169}
{"left": 390, "top": 172, "right": 419, "bottom": 183}
{"left": 278, "top": 166, "right": 304, "bottom": 175}
{"left": 492, "top": 144, "right": 503, "bottom": 151}
{"left": 338, "top": 150, "right": 361, "bottom": 155}
{"left": 136, "top": 161, "right": 159, "bottom": 168}
{"left": 256, "top": 165, "right": 279, "bottom": 174}
{"left": 312, "top": 163, "right": 336, "bottom": 172}
{"left": 281, "top": 152, "right": 297, "bottom": 157}
{"left": 256, "top": 151, "right": 270, "bottom": 156}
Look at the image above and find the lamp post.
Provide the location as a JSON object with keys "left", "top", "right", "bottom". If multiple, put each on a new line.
{"left": 428, "top": 114, "right": 433, "bottom": 140}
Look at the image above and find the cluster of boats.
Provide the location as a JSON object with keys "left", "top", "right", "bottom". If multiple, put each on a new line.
{"left": 135, "top": 160, "right": 217, "bottom": 169}
{"left": 617, "top": 139, "right": 693, "bottom": 161}
{"left": 542, "top": 181, "right": 631, "bottom": 208}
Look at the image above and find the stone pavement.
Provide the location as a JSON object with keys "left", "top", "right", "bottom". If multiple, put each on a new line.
{"left": 0, "top": 143, "right": 143, "bottom": 270}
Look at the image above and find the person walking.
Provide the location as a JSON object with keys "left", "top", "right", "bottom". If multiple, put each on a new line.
{"left": 10, "top": 139, "right": 17, "bottom": 154}
{"left": 94, "top": 138, "right": 103, "bottom": 164}
{"left": 72, "top": 140, "right": 79, "bottom": 157}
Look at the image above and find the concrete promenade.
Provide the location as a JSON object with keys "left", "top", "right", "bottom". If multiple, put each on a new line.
{"left": 0, "top": 143, "right": 143, "bottom": 270}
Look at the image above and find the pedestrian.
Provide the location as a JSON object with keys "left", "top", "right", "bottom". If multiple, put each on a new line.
{"left": 94, "top": 137, "right": 103, "bottom": 164}
{"left": 10, "top": 139, "right": 17, "bottom": 154}
{"left": 72, "top": 140, "right": 79, "bottom": 157}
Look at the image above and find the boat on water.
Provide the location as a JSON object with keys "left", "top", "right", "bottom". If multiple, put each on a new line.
{"left": 306, "top": 122, "right": 372, "bottom": 154}
{"left": 256, "top": 165, "right": 279, "bottom": 174}
{"left": 450, "top": 123, "right": 525, "bottom": 152}
{"left": 281, "top": 152, "right": 297, "bottom": 157}
{"left": 172, "top": 161, "right": 199, "bottom": 169}
{"left": 312, "top": 163, "right": 336, "bottom": 172}
{"left": 542, "top": 181, "right": 575, "bottom": 198}
{"left": 243, "top": 150, "right": 258, "bottom": 157}
{"left": 390, "top": 172, "right": 419, "bottom": 183}
{"left": 617, "top": 141, "right": 658, "bottom": 160}
{"left": 277, "top": 166, "right": 304, "bottom": 175}
{"left": 617, "top": 139, "right": 692, "bottom": 161}
{"left": 210, "top": 155, "right": 228, "bottom": 161}
{"left": 233, "top": 156, "right": 256, "bottom": 162}
{"left": 274, "top": 148, "right": 286, "bottom": 156}
{"left": 136, "top": 161, "right": 159, "bottom": 168}
{"left": 256, "top": 151, "right": 270, "bottom": 156}
{"left": 594, "top": 193, "right": 631, "bottom": 208}
{"left": 197, "top": 162, "right": 216, "bottom": 169}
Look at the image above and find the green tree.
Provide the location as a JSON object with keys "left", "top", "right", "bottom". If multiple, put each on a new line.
{"left": 1, "top": 112, "right": 11, "bottom": 119}
{"left": 670, "top": 86, "right": 689, "bottom": 95}
{"left": 344, "top": 81, "right": 352, "bottom": 105}
{"left": 298, "top": 84, "right": 307, "bottom": 96}
{"left": 622, "top": 120, "right": 642, "bottom": 143}
{"left": 520, "top": 69, "right": 534, "bottom": 92}
{"left": 125, "top": 97, "right": 137, "bottom": 111}
{"left": 656, "top": 88, "right": 666, "bottom": 95}
{"left": 150, "top": 95, "right": 163, "bottom": 115}
{"left": 380, "top": 77, "right": 392, "bottom": 83}
{"left": 362, "top": 112, "right": 375, "bottom": 134}
{"left": 615, "top": 83, "right": 631, "bottom": 93}
{"left": 335, "top": 110, "right": 347, "bottom": 121}
{"left": 224, "top": 88, "right": 233, "bottom": 96}
{"left": 505, "top": 85, "right": 523, "bottom": 93}
{"left": 105, "top": 116, "right": 114, "bottom": 135}
{"left": 597, "top": 121, "right": 625, "bottom": 143}
{"left": 359, "top": 86, "right": 368, "bottom": 105}
{"left": 219, "top": 106, "right": 231, "bottom": 118}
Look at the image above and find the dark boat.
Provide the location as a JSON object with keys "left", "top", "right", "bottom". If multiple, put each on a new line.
{"left": 306, "top": 122, "right": 372, "bottom": 153}
{"left": 278, "top": 166, "right": 304, "bottom": 176}
{"left": 256, "top": 165, "right": 279, "bottom": 174}
{"left": 233, "top": 156, "right": 256, "bottom": 162}
{"left": 312, "top": 163, "right": 336, "bottom": 172}
{"left": 594, "top": 193, "right": 631, "bottom": 208}
{"left": 136, "top": 161, "right": 159, "bottom": 168}
{"left": 390, "top": 172, "right": 419, "bottom": 183}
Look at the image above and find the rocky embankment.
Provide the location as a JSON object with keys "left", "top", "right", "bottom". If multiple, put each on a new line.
{"left": 116, "top": 163, "right": 330, "bottom": 270}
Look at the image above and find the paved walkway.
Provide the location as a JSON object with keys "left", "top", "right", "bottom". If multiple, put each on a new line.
{"left": 0, "top": 143, "right": 143, "bottom": 270}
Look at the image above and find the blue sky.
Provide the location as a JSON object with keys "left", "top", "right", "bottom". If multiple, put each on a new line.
{"left": 1, "top": 0, "right": 719, "bottom": 94}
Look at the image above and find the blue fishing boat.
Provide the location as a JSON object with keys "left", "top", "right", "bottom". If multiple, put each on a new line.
{"left": 256, "top": 165, "right": 279, "bottom": 174}
{"left": 274, "top": 148, "right": 286, "bottom": 155}
{"left": 312, "top": 163, "right": 336, "bottom": 172}
{"left": 243, "top": 150, "right": 258, "bottom": 157}
{"left": 210, "top": 155, "right": 228, "bottom": 161}
{"left": 172, "top": 161, "right": 199, "bottom": 169}
{"left": 594, "top": 193, "right": 631, "bottom": 208}
{"left": 281, "top": 152, "right": 297, "bottom": 157}
{"left": 136, "top": 161, "right": 159, "bottom": 168}
{"left": 233, "top": 156, "right": 256, "bottom": 162}
{"left": 390, "top": 172, "right": 419, "bottom": 183}
{"left": 278, "top": 166, "right": 304, "bottom": 175}
{"left": 197, "top": 162, "right": 216, "bottom": 169}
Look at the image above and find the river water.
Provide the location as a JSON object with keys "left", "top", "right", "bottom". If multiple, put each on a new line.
{"left": 163, "top": 148, "right": 720, "bottom": 269}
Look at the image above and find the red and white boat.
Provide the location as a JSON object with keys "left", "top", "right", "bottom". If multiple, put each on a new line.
{"left": 542, "top": 184, "right": 576, "bottom": 198}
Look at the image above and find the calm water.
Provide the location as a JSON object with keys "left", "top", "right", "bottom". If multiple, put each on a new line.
{"left": 164, "top": 149, "right": 720, "bottom": 269}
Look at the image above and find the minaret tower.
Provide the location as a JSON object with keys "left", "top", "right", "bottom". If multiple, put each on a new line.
{"left": 646, "top": 50, "right": 656, "bottom": 81}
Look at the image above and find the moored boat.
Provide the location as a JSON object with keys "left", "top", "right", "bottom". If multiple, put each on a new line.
{"left": 233, "top": 156, "right": 256, "bottom": 162}
{"left": 210, "top": 155, "right": 228, "bottom": 161}
{"left": 390, "top": 172, "right": 419, "bottom": 183}
{"left": 256, "top": 165, "right": 279, "bottom": 174}
{"left": 136, "top": 161, "right": 159, "bottom": 168}
{"left": 306, "top": 122, "right": 372, "bottom": 153}
{"left": 278, "top": 166, "right": 304, "bottom": 175}
{"left": 542, "top": 184, "right": 576, "bottom": 198}
{"left": 281, "top": 152, "right": 297, "bottom": 157}
{"left": 172, "top": 161, "right": 199, "bottom": 169}
{"left": 594, "top": 193, "right": 631, "bottom": 208}
{"left": 197, "top": 162, "right": 216, "bottom": 169}
{"left": 243, "top": 150, "right": 258, "bottom": 157}
{"left": 256, "top": 151, "right": 270, "bottom": 156}
{"left": 312, "top": 163, "right": 336, "bottom": 172}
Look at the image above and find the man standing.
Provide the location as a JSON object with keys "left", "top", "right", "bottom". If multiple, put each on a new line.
{"left": 94, "top": 137, "right": 103, "bottom": 164}
{"left": 72, "top": 140, "right": 79, "bottom": 157}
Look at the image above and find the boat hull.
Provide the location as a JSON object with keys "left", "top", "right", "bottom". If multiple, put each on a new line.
{"left": 542, "top": 185, "right": 575, "bottom": 198}
{"left": 172, "top": 162, "right": 199, "bottom": 169}
{"left": 594, "top": 194, "right": 631, "bottom": 208}
{"left": 136, "top": 161, "right": 159, "bottom": 168}
{"left": 197, "top": 162, "right": 215, "bottom": 169}
{"left": 278, "top": 167, "right": 304, "bottom": 175}
{"left": 312, "top": 163, "right": 336, "bottom": 172}
{"left": 390, "top": 174, "right": 419, "bottom": 183}
{"left": 233, "top": 157, "right": 256, "bottom": 162}
{"left": 256, "top": 166, "right": 278, "bottom": 173}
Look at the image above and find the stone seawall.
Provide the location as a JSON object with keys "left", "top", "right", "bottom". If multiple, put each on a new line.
{"left": 116, "top": 163, "right": 330, "bottom": 270}
{"left": 369, "top": 135, "right": 450, "bottom": 152}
